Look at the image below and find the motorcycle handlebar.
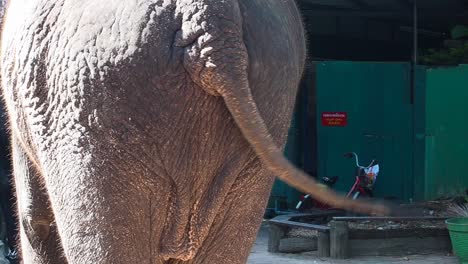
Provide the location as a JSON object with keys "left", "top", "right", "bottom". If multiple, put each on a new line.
{"left": 343, "top": 152, "right": 378, "bottom": 168}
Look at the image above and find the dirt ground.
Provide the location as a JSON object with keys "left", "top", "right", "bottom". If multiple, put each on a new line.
{"left": 247, "top": 223, "right": 458, "bottom": 264}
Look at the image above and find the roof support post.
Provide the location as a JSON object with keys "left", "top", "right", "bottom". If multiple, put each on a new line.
{"left": 412, "top": 0, "right": 418, "bottom": 66}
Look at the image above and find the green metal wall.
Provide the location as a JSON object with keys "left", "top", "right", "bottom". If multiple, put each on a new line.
{"left": 415, "top": 64, "right": 468, "bottom": 200}
{"left": 267, "top": 62, "right": 468, "bottom": 210}
{"left": 316, "top": 61, "right": 414, "bottom": 202}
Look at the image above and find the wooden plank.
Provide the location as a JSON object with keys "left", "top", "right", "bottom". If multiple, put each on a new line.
{"left": 348, "top": 236, "right": 453, "bottom": 256}
{"left": 349, "top": 228, "right": 449, "bottom": 239}
{"left": 330, "top": 221, "right": 349, "bottom": 259}
{"left": 269, "top": 220, "right": 330, "bottom": 232}
{"left": 318, "top": 231, "right": 331, "bottom": 257}
{"left": 332, "top": 216, "right": 449, "bottom": 221}
{"left": 278, "top": 237, "right": 317, "bottom": 253}
{"left": 268, "top": 224, "right": 286, "bottom": 253}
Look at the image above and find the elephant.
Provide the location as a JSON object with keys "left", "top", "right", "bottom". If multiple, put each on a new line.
{"left": 0, "top": 0, "right": 386, "bottom": 263}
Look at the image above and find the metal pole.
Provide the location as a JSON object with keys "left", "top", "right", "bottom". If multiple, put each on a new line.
{"left": 409, "top": 0, "right": 418, "bottom": 105}
{"left": 409, "top": 0, "right": 418, "bottom": 203}
{"left": 413, "top": 0, "right": 418, "bottom": 65}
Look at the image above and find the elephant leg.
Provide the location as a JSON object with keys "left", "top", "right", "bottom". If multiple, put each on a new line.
{"left": 186, "top": 166, "right": 275, "bottom": 264}
{"left": 11, "top": 136, "right": 67, "bottom": 264}
{"left": 23, "top": 138, "right": 172, "bottom": 263}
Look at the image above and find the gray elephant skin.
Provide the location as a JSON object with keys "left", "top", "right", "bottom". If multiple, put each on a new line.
{"left": 0, "top": 0, "right": 384, "bottom": 263}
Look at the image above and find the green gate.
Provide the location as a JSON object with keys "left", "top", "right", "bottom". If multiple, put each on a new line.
{"left": 316, "top": 61, "right": 414, "bottom": 202}
{"left": 414, "top": 64, "right": 468, "bottom": 200}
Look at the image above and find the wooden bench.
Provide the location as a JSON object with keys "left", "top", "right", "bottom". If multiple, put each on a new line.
{"left": 329, "top": 216, "right": 451, "bottom": 259}
{"left": 268, "top": 214, "right": 451, "bottom": 259}
{"left": 267, "top": 212, "right": 339, "bottom": 257}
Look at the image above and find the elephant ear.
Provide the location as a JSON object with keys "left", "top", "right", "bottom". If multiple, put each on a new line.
{"left": 178, "top": 0, "right": 388, "bottom": 215}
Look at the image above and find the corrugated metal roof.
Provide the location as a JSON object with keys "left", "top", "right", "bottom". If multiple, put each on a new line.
{"left": 300, "top": 0, "right": 358, "bottom": 8}
{"left": 300, "top": 0, "right": 467, "bottom": 11}
{"left": 298, "top": 0, "right": 468, "bottom": 32}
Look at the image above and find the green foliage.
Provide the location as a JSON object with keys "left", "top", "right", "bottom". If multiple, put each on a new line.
{"left": 420, "top": 43, "right": 468, "bottom": 66}
{"left": 452, "top": 25, "right": 468, "bottom": 40}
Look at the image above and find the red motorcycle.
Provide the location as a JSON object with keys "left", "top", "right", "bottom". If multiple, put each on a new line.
{"left": 296, "top": 152, "right": 379, "bottom": 212}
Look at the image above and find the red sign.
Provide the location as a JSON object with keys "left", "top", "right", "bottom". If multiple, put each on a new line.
{"left": 321, "top": 112, "right": 348, "bottom": 127}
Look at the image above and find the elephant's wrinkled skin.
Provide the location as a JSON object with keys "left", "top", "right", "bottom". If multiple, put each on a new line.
{"left": 0, "top": 0, "right": 385, "bottom": 263}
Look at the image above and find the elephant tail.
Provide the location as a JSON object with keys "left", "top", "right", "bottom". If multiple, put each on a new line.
{"left": 220, "top": 82, "right": 388, "bottom": 216}
{"left": 176, "top": 0, "right": 388, "bottom": 216}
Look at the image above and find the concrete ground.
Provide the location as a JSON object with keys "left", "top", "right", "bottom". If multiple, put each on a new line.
{"left": 247, "top": 223, "right": 458, "bottom": 264}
